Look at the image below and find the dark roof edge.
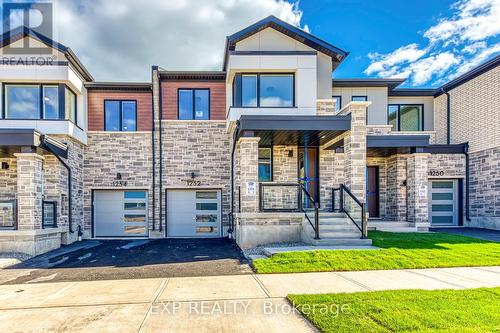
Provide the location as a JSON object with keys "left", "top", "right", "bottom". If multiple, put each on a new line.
{"left": 389, "top": 88, "right": 436, "bottom": 96}
{"left": 85, "top": 82, "right": 152, "bottom": 91}
{"left": 333, "top": 78, "right": 406, "bottom": 90}
{"left": 159, "top": 71, "right": 226, "bottom": 81}
{"left": 436, "top": 55, "right": 500, "bottom": 96}
{"left": 421, "top": 143, "right": 468, "bottom": 154}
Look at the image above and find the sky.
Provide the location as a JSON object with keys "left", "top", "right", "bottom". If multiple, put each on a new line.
{"left": 3, "top": 0, "right": 500, "bottom": 87}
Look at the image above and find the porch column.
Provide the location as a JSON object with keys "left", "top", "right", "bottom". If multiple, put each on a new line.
{"left": 15, "top": 151, "right": 44, "bottom": 230}
{"left": 342, "top": 102, "right": 369, "bottom": 202}
{"left": 407, "top": 153, "right": 431, "bottom": 230}
{"left": 236, "top": 136, "right": 260, "bottom": 213}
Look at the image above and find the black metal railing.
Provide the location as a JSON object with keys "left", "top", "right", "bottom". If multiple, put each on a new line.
{"left": 259, "top": 182, "right": 320, "bottom": 239}
{"left": 332, "top": 184, "right": 367, "bottom": 239}
{"left": 299, "top": 184, "right": 320, "bottom": 239}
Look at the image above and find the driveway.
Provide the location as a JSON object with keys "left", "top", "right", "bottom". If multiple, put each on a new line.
{"left": 430, "top": 227, "right": 500, "bottom": 242}
{"left": 1, "top": 238, "right": 252, "bottom": 285}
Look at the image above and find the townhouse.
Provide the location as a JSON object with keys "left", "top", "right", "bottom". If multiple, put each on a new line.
{"left": 0, "top": 16, "right": 498, "bottom": 256}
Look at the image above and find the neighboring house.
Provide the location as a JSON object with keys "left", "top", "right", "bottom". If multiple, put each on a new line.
{"left": 0, "top": 16, "right": 498, "bottom": 256}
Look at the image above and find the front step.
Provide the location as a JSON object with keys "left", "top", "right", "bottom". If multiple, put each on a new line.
{"left": 307, "top": 237, "right": 373, "bottom": 246}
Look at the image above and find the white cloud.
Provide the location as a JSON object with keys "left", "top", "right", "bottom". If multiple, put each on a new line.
{"left": 364, "top": 0, "right": 500, "bottom": 86}
{"left": 50, "top": 0, "right": 306, "bottom": 81}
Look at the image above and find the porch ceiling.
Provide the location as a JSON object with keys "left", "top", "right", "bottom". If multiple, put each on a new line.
{"left": 238, "top": 115, "right": 350, "bottom": 146}
{"left": 367, "top": 134, "right": 430, "bottom": 157}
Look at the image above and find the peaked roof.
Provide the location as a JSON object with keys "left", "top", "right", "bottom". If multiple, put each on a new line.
{"left": 223, "top": 15, "right": 348, "bottom": 71}
{"left": 0, "top": 26, "right": 94, "bottom": 81}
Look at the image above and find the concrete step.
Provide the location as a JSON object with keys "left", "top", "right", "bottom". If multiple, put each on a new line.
{"left": 307, "top": 238, "right": 373, "bottom": 246}
{"left": 318, "top": 225, "right": 360, "bottom": 231}
{"left": 319, "top": 231, "right": 362, "bottom": 238}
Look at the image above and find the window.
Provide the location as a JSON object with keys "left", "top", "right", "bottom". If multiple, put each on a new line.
{"left": 5, "top": 85, "right": 40, "bottom": 119}
{"left": 258, "top": 147, "right": 272, "bottom": 182}
{"left": 352, "top": 96, "right": 367, "bottom": 102}
{"left": 104, "top": 100, "right": 137, "bottom": 131}
{"left": 332, "top": 96, "right": 342, "bottom": 112}
{"left": 3, "top": 84, "right": 78, "bottom": 124}
{"left": 0, "top": 200, "right": 16, "bottom": 229}
{"left": 387, "top": 104, "right": 423, "bottom": 131}
{"left": 233, "top": 73, "right": 294, "bottom": 107}
{"left": 43, "top": 86, "right": 59, "bottom": 119}
{"left": 42, "top": 201, "right": 57, "bottom": 228}
{"left": 65, "top": 87, "right": 77, "bottom": 123}
{"left": 178, "top": 89, "right": 209, "bottom": 120}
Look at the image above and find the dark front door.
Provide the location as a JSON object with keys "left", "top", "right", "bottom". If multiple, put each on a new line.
{"left": 298, "top": 147, "right": 319, "bottom": 207}
{"left": 366, "top": 166, "right": 379, "bottom": 217}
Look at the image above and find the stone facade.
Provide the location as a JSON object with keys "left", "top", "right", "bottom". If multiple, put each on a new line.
{"left": 406, "top": 153, "right": 430, "bottom": 229}
{"left": 386, "top": 155, "right": 408, "bottom": 221}
{"left": 83, "top": 132, "right": 153, "bottom": 237}
{"left": 161, "top": 121, "right": 231, "bottom": 232}
{"left": 0, "top": 158, "right": 17, "bottom": 201}
{"left": 15, "top": 153, "right": 44, "bottom": 230}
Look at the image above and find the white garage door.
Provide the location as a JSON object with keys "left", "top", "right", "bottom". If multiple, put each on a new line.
{"left": 94, "top": 190, "right": 148, "bottom": 237}
{"left": 167, "top": 190, "right": 221, "bottom": 238}
{"left": 428, "top": 180, "right": 458, "bottom": 226}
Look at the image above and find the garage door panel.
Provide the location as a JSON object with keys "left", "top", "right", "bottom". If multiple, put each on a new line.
{"left": 167, "top": 190, "right": 221, "bottom": 238}
{"left": 94, "top": 190, "right": 148, "bottom": 237}
{"left": 428, "top": 180, "right": 458, "bottom": 226}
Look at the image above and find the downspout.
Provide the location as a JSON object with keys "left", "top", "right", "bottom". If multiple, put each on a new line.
{"left": 464, "top": 143, "right": 471, "bottom": 222}
{"left": 41, "top": 136, "right": 73, "bottom": 234}
{"left": 229, "top": 121, "right": 240, "bottom": 237}
{"left": 441, "top": 88, "right": 451, "bottom": 144}
{"left": 158, "top": 71, "right": 164, "bottom": 233}
{"left": 151, "top": 68, "right": 156, "bottom": 231}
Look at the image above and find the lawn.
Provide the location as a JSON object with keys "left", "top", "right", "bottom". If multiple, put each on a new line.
{"left": 253, "top": 231, "right": 500, "bottom": 273}
{"left": 288, "top": 287, "right": 500, "bottom": 333}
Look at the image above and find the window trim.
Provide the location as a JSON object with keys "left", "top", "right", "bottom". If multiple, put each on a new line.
{"left": 232, "top": 73, "right": 296, "bottom": 108}
{"left": 177, "top": 88, "right": 211, "bottom": 120}
{"left": 351, "top": 95, "right": 367, "bottom": 102}
{"left": 387, "top": 103, "right": 424, "bottom": 131}
{"left": 258, "top": 146, "right": 273, "bottom": 182}
{"left": 103, "top": 99, "right": 138, "bottom": 132}
{"left": 42, "top": 200, "right": 57, "bottom": 229}
{"left": 2, "top": 83, "right": 78, "bottom": 126}
{"left": 332, "top": 95, "right": 342, "bottom": 111}
{"left": 0, "top": 199, "right": 17, "bottom": 230}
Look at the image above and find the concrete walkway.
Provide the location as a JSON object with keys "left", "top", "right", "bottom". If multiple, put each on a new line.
{"left": 0, "top": 266, "right": 498, "bottom": 332}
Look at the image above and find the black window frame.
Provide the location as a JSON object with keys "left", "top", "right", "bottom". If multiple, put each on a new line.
{"left": 0, "top": 199, "right": 17, "bottom": 230}
{"left": 42, "top": 201, "right": 57, "bottom": 229}
{"left": 332, "top": 95, "right": 342, "bottom": 111}
{"left": 2, "top": 83, "right": 78, "bottom": 126}
{"left": 351, "top": 95, "right": 368, "bottom": 102}
{"left": 232, "top": 73, "right": 296, "bottom": 108}
{"left": 258, "top": 146, "right": 273, "bottom": 182}
{"left": 177, "top": 88, "right": 211, "bottom": 120}
{"left": 103, "top": 99, "right": 138, "bottom": 132}
{"left": 387, "top": 104, "right": 424, "bottom": 131}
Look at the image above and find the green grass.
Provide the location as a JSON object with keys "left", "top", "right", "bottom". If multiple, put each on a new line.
{"left": 288, "top": 288, "right": 500, "bottom": 333}
{"left": 253, "top": 231, "right": 500, "bottom": 273}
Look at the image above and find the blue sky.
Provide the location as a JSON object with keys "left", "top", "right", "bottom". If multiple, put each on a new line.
{"left": 3, "top": 0, "right": 498, "bottom": 86}
{"left": 299, "top": 0, "right": 500, "bottom": 87}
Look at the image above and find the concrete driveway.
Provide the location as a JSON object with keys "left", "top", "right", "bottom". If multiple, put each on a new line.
{"left": 430, "top": 227, "right": 500, "bottom": 242}
{"left": 0, "top": 238, "right": 252, "bottom": 285}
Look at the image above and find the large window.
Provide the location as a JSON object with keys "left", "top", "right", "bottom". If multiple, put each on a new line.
{"left": 233, "top": 73, "right": 294, "bottom": 107}
{"left": 104, "top": 100, "right": 137, "bottom": 131}
{"left": 178, "top": 89, "right": 209, "bottom": 120}
{"left": 387, "top": 104, "right": 423, "bottom": 131}
{"left": 258, "top": 147, "right": 272, "bottom": 182}
{"left": 3, "top": 84, "right": 78, "bottom": 124}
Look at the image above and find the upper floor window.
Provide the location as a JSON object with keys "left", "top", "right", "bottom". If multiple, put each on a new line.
{"left": 178, "top": 89, "right": 209, "bottom": 120}
{"left": 3, "top": 83, "right": 78, "bottom": 124}
{"left": 104, "top": 100, "right": 137, "bottom": 131}
{"left": 388, "top": 104, "right": 423, "bottom": 131}
{"left": 233, "top": 73, "right": 294, "bottom": 107}
{"left": 352, "top": 96, "right": 367, "bottom": 102}
{"left": 332, "top": 96, "right": 342, "bottom": 112}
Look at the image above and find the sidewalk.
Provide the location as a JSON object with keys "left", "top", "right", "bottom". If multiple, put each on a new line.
{"left": 0, "top": 266, "right": 498, "bottom": 332}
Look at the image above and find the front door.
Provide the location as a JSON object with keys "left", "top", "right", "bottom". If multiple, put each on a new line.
{"left": 428, "top": 180, "right": 458, "bottom": 226}
{"left": 366, "top": 166, "right": 380, "bottom": 217}
{"left": 298, "top": 147, "right": 319, "bottom": 207}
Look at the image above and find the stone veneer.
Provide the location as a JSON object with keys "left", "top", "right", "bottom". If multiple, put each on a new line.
{"left": 406, "top": 153, "right": 430, "bottom": 229}
{"left": 83, "top": 132, "right": 153, "bottom": 238}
